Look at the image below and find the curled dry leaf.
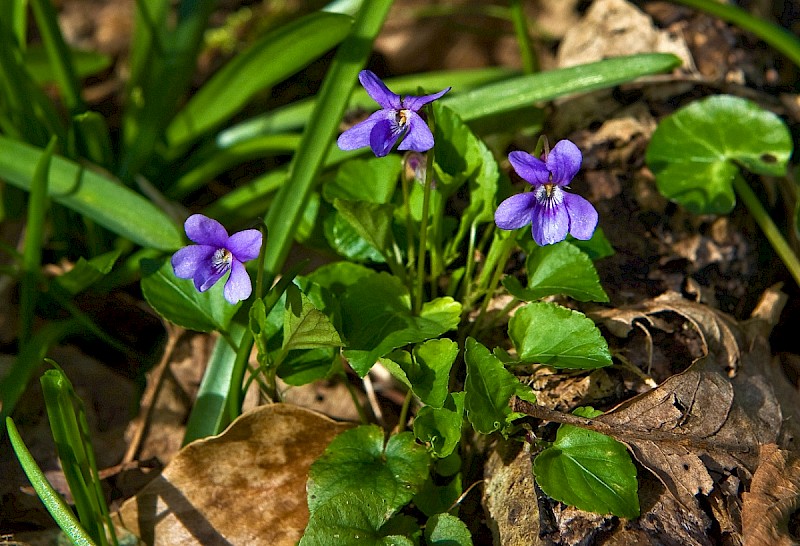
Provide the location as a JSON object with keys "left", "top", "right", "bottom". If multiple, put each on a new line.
{"left": 113, "top": 404, "right": 353, "bottom": 546}
{"left": 742, "top": 445, "right": 800, "bottom": 546}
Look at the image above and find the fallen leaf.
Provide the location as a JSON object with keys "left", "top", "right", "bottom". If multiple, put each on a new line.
{"left": 742, "top": 445, "right": 800, "bottom": 546}
{"left": 114, "top": 404, "right": 354, "bottom": 545}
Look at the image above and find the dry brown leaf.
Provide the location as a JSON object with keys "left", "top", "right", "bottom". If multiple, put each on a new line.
{"left": 742, "top": 445, "right": 800, "bottom": 546}
{"left": 113, "top": 404, "right": 354, "bottom": 545}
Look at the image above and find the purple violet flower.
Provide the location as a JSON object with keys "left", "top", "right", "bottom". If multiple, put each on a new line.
{"left": 171, "top": 214, "right": 262, "bottom": 304}
{"left": 495, "top": 140, "right": 598, "bottom": 246}
{"left": 337, "top": 70, "right": 451, "bottom": 157}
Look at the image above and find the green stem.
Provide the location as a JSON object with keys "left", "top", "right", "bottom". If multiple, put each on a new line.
{"left": 396, "top": 389, "right": 413, "bottom": 433}
{"left": 414, "top": 149, "right": 435, "bottom": 314}
{"left": 732, "top": 175, "right": 800, "bottom": 287}
{"left": 341, "top": 357, "right": 369, "bottom": 425}
{"left": 469, "top": 234, "right": 515, "bottom": 337}
{"left": 401, "top": 167, "right": 416, "bottom": 274}
{"left": 509, "top": 0, "right": 538, "bottom": 73}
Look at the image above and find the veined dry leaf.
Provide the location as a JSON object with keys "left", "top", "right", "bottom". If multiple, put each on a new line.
{"left": 113, "top": 404, "right": 354, "bottom": 545}
{"left": 742, "top": 445, "right": 800, "bottom": 546}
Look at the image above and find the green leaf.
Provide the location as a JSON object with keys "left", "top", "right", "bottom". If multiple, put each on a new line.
{"left": 413, "top": 392, "right": 465, "bottom": 458}
{"left": 324, "top": 156, "right": 401, "bottom": 204}
{"left": 140, "top": 257, "right": 239, "bottom": 333}
{"left": 305, "top": 261, "right": 375, "bottom": 295}
{"left": 508, "top": 302, "right": 611, "bottom": 369}
{"left": 283, "top": 284, "right": 343, "bottom": 351}
{"left": 445, "top": 54, "right": 681, "bottom": 124}
{"left": 503, "top": 241, "right": 608, "bottom": 303}
{"left": 568, "top": 228, "right": 615, "bottom": 260}
{"left": 431, "top": 103, "right": 485, "bottom": 196}
{"left": 382, "top": 339, "right": 458, "bottom": 408}
{"left": 301, "top": 491, "right": 415, "bottom": 546}
{"left": 23, "top": 45, "right": 112, "bottom": 84}
{"left": 0, "top": 136, "right": 183, "bottom": 250}
{"left": 166, "top": 11, "right": 352, "bottom": 148}
{"left": 307, "top": 426, "right": 430, "bottom": 513}
{"left": 276, "top": 348, "right": 338, "bottom": 386}
{"left": 54, "top": 249, "right": 121, "bottom": 295}
{"left": 534, "top": 407, "right": 639, "bottom": 519}
{"left": 425, "top": 513, "right": 473, "bottom": 546}
{"left": 324, "top": 210, "right": 386, "bottom": 263}
{"left": 341, "top": 272, "right": 461, "bottom": 376}
{"left": 463, "top": 338, "right": 535, "bottom": 436}
{"left": 333, "top": 198, "right": 396, "bottom": 261}
{"left": 646, "top": 94, "right": 792, "bottom": 215}
{"left": 413, "top": 474, "right": 462, "bottom": 518}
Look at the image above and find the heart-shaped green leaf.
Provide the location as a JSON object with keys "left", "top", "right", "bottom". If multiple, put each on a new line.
{"left": 503, "top": 241, "right": 608, "bottom": 303}
{"left": 646, "top": 94, "right": 792, "bottom": 215}
{"left": 508, "top": 302, "right": 611, "bottom": 369}
{"left": 534, "top": 407, "right": 639, "bottom": 519}
{"left": 413, "top": 392, "right": 465, "bottom": 459}
{"left": 381, "top": 339, "right": 458, "bottom": 408}
{"left": 306, "top": 426, "right": 430, "bottom": 515}
{"left": 463, "top": 338, "right": 535, "bottom": 436}
{"left": 140, "top": 257, "right": 238, "bottom": 332}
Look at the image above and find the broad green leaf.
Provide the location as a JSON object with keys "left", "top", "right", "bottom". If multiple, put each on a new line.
{"left": 333, "top": 198, "right": 396, "bottom": 260}
{"left": 305, "top": 261, "right": 375, "bottom": 295}
{"left": 382, "top": 339, "right": 458, "bottom": 408}
{"left": 463, "top": 338, "right": 535, "bottom": 436}
{"left": 425, "top": 513, "right": 473, "bottom": 546}
{"left": 307, "top": 426, "right": 430, "bottom": 513}
{"left": 413, "top": 392, "right": 465, "bottom": 459}
{"left": 276, "top": 348, "right": 338, "bottom": 386}
{"left": 646, "top": 95, "right": 792, "bottom": 215}
{"left": 431, "top": 103, "right": 484, "bottom": 196}
{"left": 445, "top": 54, "right": 681, "bottom": 123}
{"left": 166, "top": 11, "right": 352, "bottom": 148}
{"left": 283, "top": 284, "right": 343, "bottom": 351}
{"left": 324, "top": 210, "right": 386, "bottom": 263}
{"left": 140, "top": 257, "right": 239, "bottom": 333}
{"left": 324, "top": 156, "right": 401, "bottom": 204}
{"left": 300, "top": 491, "right": 415, "bottom": 546}
{"left": 341, "top": 273, "right": 461, "bottom": 376}
{"left": 413, "top": 474, "right": 462, "bottom": 518}
{"left": 534, "top": 407, "right": 639, "bottom": 518}
{"left": 509, "top": 302, "right": 611, "bottom": 369}
{"left": 503, "top": 241, "right": 608, "bottom": 303}
{"left": 54, "top": 249, "right": 121, "bottom": 295}
{"left": 568, "top": 228, "right": 615, "bottom": 260}
{"left": 0, "top": 137, "right": 183, "bottom": 250}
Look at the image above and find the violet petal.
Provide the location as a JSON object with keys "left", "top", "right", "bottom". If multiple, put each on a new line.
{"left": 563, "top": 193, "right": 598, "bottom": 240}
{"left": 337, "top": 110, "right": 386, "bottom": 151}
{"left": 369, "top": 117, "right": 403, "bottom": 157}
{"left": 509, "top": 151, "right": 550, "bottom": 186}
{"left": 194, "top": 260, "right": 227, "bottom": 293}
{"left": 359, "top": 70, "right": 402, "bottom": 110}
{"left": 531, "top": 199, "right": 569, "bottom": 246}
{"left": 402, "top": 86, "right": 451, "bottom": 111}
{"left": 546, "top": 140, "right": 582, "bottom": 186}
{"left": 397, "top": 112, "right": 434, "bottom": 152}
{"left": 227, "top": 229, "right": 262, "bottom": 262}
{"left": 224, "top": 260, "right": 252, "bottom": 304}
{"left": 171, "top": 245, "right": 215, "bottom": 279}
{"left": 184, "top": 214, "right": 229, "bottom": 247}
{"left": 495, "top": 192, "right": 536, "bottom": 230}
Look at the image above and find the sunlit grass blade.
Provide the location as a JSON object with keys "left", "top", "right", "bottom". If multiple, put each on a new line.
{"left": 443, "top": 53, "right": 682, "bottom": 123}
{"left": 165, "top": 11, "right": 353, "bottom": 151}
{"left": 0, "top": 0, "right": 28, "bottom": 48}
{"left": 262, "top": 0, "right": 394, "bottom": 277}
{"left": 0, "top": 136, "right": 183, "bottom": 251}
{"left": 24, "top": 45, "right": 112, "bottom": 84}
{"left": 6, "top": 417, "right": 96, "bottom": 546}
{"left": 20, "top": 136, "right": 56, "bottom": 344}
{"left": 669, "top": 0, "right": 800, "bottom": 68}
{"left": 29, "top": 0, "right": 85, "bottom": 113}
{"left": 41, "top": 366, "right": 114, "bottom": 546}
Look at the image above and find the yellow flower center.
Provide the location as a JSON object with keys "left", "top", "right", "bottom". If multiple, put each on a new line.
{"left": 212, "top": 248, "right": 233, "bottom": 273}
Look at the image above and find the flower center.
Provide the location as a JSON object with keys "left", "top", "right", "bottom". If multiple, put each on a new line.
{"left": 212, "top": 248, "right": 233, "bottom": 273}
{"left": 396, "top": 109, "right": 409, "bottom": 127}
{"left": 535, "top": 184, "right": 563, "bottom": 207}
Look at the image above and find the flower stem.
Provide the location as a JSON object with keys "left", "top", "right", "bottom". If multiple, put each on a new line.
{"left": 732, "top": 175, "right": 800, "bottom": 288}
{"left": 401, "top": 167, "right": 417, "bottom": 274}
{"left": 414, "top": 149, "right": 436, "bottom": 315}
{"left": 254, "top": 223, "right": 269, "bottom": 301}
{"left": 395, "top": 389, "right": 414, "bottom": 433}
{"left": 469, "top": 233, "right": 515, "bottom": 337}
